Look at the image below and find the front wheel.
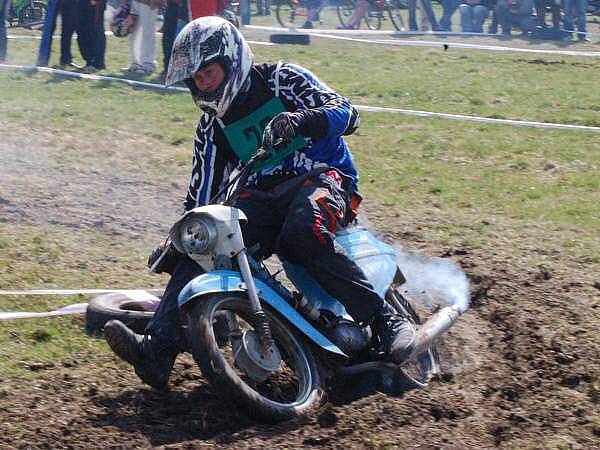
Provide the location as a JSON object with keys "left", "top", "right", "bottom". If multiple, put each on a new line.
{"left": 187, "top": 293, "right": 324, "bottom": 421}
{"left": 275, "top": 0, "right": 308, "bottom": 28}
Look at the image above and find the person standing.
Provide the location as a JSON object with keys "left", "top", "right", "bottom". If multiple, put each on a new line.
{"left": 563, "top": 0, "right": 589, "bottom": 41}
{"left": 79, "top": 0, "right": 107, "bottom": 71}
{"left": 459, "top": 0, "right": 489, "bottom": 32}
{"left": 58, "top": 0, "right": 83, "bottom": 67}
{"left": 0, "top": 0, "right": 9, "bottom": 62}
{"left": 123, "top": 0, "right": 158, "bottom": 74}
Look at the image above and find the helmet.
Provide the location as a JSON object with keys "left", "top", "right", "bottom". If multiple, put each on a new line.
{"left": 110, "top": 5, "right": 136, "bottom": 38}
{"left": 165, "top": 16, "right": 254, "bottom": 118}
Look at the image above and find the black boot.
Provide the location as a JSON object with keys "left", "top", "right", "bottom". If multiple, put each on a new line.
{"left": 371, "top": 303, "right": 416, "bottom": 364}
{"left": 104, "top": 320, "right": 176, "bottom": 390}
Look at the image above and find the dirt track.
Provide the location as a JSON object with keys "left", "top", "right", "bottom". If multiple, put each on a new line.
{"left": 0, "top": 124, "right": 598, "bottom": 449}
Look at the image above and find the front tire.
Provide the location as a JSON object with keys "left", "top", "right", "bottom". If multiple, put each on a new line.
{"left": 187, "top": 293, "right": 324, "bottom": 421}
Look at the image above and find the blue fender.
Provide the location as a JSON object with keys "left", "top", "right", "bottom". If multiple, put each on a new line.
{"left": 178, "top": 270, "right": 348, "bottom": 358}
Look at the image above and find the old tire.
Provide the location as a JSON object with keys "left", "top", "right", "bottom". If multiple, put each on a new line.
{"left": 269, "top": 33, "right": 311, "bottom": 45}
{"left": 85, "top": 291, "right": 162, "bottom": 335}
{"left": 187, "top": 293, "right": 324, "bottom": 421}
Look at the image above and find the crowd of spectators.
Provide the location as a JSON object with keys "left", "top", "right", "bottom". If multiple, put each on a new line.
{"left": 396, "top": 0, "right": 592, "bottom": 40}
{"left": 0, "top": 0, "right": 595, "bottom": 70}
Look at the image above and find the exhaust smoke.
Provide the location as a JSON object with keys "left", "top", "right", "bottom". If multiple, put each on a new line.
{"left": 394, "top": 247, "right": 470, "bottom": 313}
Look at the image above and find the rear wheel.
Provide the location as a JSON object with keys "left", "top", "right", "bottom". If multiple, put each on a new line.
{"left": 19, "top": 1, "right": 47, "bottom": 26}
{"left": 364, "top": 2, "right": 384, "bottom": 30}
{"left": 336, "top": 0, "right": 357, "bottom": 28}
{"left": 187, "top": 293, "right": 324, "bottom": 421}
{"left": 388, "top": 0, "right": 406, "bottom": 30}
{"left": 275, "top": 0, "right": 309, "bottom": 28}
{"left": 386, "top": 287, "right": 440, "bottom": 387}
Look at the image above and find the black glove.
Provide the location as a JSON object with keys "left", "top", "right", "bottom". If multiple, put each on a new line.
{"left": 262, "top": 112, "right": 304, "bottom": 152}
{"left": 147, "top": 242, "right": 181, "bottom": 275}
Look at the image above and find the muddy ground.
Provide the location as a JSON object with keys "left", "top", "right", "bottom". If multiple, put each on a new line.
{"left": 0, "top": 124, "right": 598, "bottom": 449}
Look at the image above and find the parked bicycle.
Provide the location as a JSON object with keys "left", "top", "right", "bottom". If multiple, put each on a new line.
{"left": 7, "top": 0, "right": 47, "bottom": 27}
{"left": 337, "top": 0, "right": 407, "bottom": 30}
{"left": 275, "top": 0, "right": 324, "bottom": 28}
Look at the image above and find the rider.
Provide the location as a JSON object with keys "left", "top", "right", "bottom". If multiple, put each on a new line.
{"left": 104, "top": 16, "right": 416, "bottom": 390}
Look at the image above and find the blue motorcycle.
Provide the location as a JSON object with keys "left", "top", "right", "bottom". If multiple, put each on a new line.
{"left": 169, "top": 147, "right": 463, "bottom": 421}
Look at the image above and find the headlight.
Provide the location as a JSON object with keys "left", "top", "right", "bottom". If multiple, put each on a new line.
{"left": 179, "top": 215, "right": 217, "bottom": 255}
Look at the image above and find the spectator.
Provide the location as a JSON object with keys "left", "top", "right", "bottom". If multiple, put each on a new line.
{"left": 439, "top": 0, "right": 460, "bottom": 31}
{"left": 459, "top": 0, "right": 489, "bottom": 32}
{"left": 123, "top": 0, "right": 158, "bottom": 75}
{"left": 494, "top": 0, "right": 535, "bottom": 35}
{"left": 563, "top": 0, "right": 590, "bottom": 41}
{"left": 301, "top": 0, "right": 322, "bottom": 28}
{"left": 56, "top": 0, "right": 84, "bottom": 68}
{"left": 162, "top": 0, "right": 182, "bottom": 79}
{"left": 408, "top": 0, "right": 441, "bottom": 31}
{"left": 534, "top": 0, "right": 560, "bottom": 30}
{"left": 79, "top": 0, "right": 107, "bottom": 71}
{"left": 0, "top": 0, "right": 10, "bottom": 62}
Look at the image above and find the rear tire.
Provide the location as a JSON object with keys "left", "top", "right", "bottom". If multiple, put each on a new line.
{"left": 187, "top": 293, "right": 324, "bottom": 421}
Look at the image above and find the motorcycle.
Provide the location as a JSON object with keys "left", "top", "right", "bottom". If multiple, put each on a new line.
{"left": 166, "top": 146, "right": 466, "bottom": 421}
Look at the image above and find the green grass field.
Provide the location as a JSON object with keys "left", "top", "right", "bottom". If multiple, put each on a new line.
{"left": 0, "top": 24, "right": 598, "bottom": 379}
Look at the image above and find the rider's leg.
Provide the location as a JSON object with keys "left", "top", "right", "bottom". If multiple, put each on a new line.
{"left": 276, "top": 170, "right": 415, "bottom": 362}
{"left": 105, "top": 255, "right": 204, "bottom": 389}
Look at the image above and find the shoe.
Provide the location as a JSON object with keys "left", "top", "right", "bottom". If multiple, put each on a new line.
{"left": 104, "top": 320, "right": 175, "bottom": 390}
{"left": 59, "top": 61, "right": 83, "bottom": 70}
{"left": 79, "top": 65, "right": 98, "bottom": 74}
{"left": 372, "top": 303, "right": 416, "bottom": 364}
{"left": 121, "top": 63, "right": 146, "bottom": 75}
{"left": 562, "top": 34, "right": 573, "bottom": 42}
{"left": 301, "top": 20, "right": 313, "bottom": 29}
{"left": 578, "top": 36, "right": 591, "bottom": 43}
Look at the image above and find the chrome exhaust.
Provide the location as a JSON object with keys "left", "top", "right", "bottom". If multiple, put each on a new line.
{"left": 410, "top": 304, "right": 463, "bottom": 358}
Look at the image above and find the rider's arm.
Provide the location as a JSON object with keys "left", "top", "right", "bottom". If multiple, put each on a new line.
{"left": 183, "top": 119, "right": 218, "bottom": 211}
{"left": 270, "top": 63, "right": 360, "bottom": 141}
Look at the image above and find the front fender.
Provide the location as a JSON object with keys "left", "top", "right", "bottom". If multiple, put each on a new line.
{"left": 178, "top": 270, "right": 347, "bottom": 359}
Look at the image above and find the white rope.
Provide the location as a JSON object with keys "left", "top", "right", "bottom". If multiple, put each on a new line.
{"left": 0, "top": 288, "right": 160, "bottom": 296}
{"left": 309, "top": 32, "right": 600, "bottom": 57}
{"left": 1, "top": 63, "right": 598, "bottom": 132}
{"left": 243, "top": 23, "right": 600, "bottom": 38}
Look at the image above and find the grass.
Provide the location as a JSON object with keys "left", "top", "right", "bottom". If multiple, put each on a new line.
{"left": 0, "top": 24, "right": 599, "bottom": 377}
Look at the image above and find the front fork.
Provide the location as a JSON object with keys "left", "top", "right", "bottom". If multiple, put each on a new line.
{"left": 235, "top": 250, "right": 275, "bottom": 350}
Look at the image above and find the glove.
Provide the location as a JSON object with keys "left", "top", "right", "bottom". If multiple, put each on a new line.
{"left": 262, "top": 112, "right": 304, "bottom": 152}
{"left": 147, "top": 242, "right": 181, "bottom": 275}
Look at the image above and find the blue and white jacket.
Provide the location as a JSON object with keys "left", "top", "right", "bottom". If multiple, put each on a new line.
{"left": 183, "top": 62, "right": 361, "bottom": 212}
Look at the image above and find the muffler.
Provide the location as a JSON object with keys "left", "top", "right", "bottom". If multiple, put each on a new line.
{"left": 409, "top": 304, "right": 463, "bottom": 358}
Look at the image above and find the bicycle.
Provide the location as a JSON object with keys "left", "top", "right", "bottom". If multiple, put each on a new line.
{"left": 337, "top": 0, "right": 407, "bottom": 30}
{"left": 275, "top": 0, "right": 323, "bottom": 28}
{"left": 7, "top": 0, "right": 47, "bottom": 28}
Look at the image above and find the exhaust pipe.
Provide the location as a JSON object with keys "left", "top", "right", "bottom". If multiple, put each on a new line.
{"left": 409, "top": 304, "right": 463, "bottom": 358}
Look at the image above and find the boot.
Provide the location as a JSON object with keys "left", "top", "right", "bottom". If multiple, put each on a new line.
{"left": 104, "top": 320, "right": 176, "bottom": 390}
{"left": 371, "top": 303, "right": 416, "bottom": 364}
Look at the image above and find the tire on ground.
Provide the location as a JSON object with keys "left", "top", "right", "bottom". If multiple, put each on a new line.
{"left": 85, "top": 291, "right": 162, "bottom": 335}
{"left": 269, "top": 33, "right": 311, "bottom": 45}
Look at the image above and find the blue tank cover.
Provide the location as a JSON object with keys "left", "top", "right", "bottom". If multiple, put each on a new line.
{"left": 178, "top": 270, "right": 348, "bottom": 358}
{"left": 335, "top": 227, "right": 397, "bottom": 298}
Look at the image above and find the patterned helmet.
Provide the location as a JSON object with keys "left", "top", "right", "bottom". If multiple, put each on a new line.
{"left": 165, "top": 16, "right": 254, "bottom": 118}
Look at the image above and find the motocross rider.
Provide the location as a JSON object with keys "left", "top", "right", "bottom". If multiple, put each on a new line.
{"left": 104, "top": 16, "right": 416, "bottom": 390}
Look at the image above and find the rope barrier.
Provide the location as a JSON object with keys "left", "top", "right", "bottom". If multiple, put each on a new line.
{"left": 244, "top": 24, "right": 600, "bottom": 38}
{"left": 1, "top": 63, "right": 598, "bottom": 132}
{"left": 309, "top": 31, "right": 600, "bottom": 57}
